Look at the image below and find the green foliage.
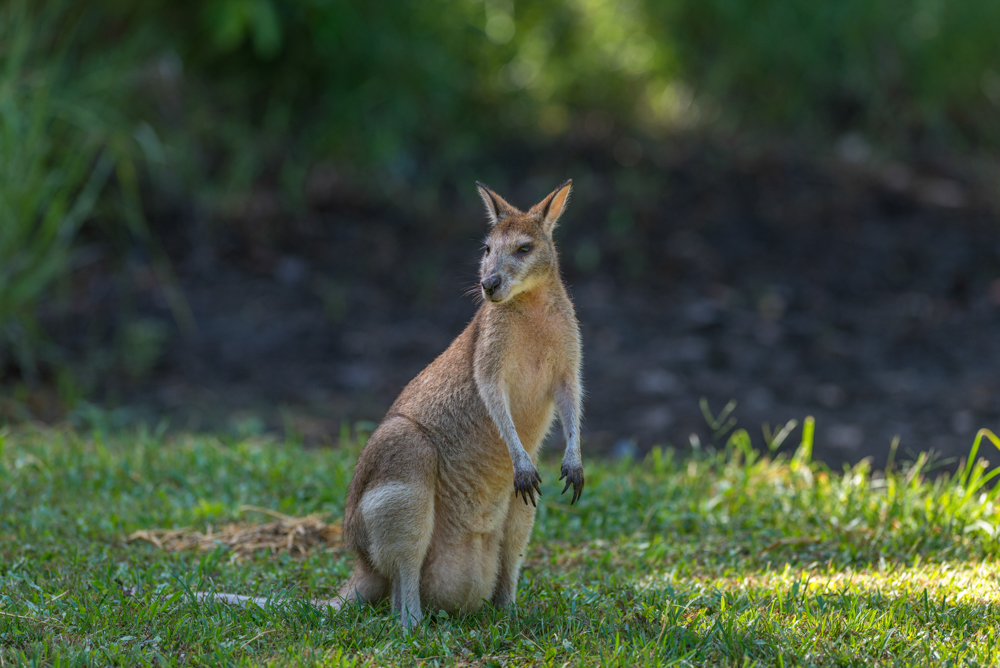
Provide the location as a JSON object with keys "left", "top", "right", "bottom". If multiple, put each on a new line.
{"left": 0, "top": 2, "right": 193, "bottom": 383}
{"left": 657, "top": 0, "right": 1000, "bottom": 145}
{"left": 0, "top": 3, "right": 115, "bottom": 380}
{"left": 6, "top": 0, "right": 1000, "bottom": 387}
{"left": 9, "top": 0, "right": 1000, "bottom": 208}
{"left": 1, "top": 423, "right": 999, "bottom": 664}
{"left": 58, "top": 0, "right": 680, "bottom": 193}
{"left": 78, "top": 0, "right": 1000, "bottom": 182}
{"left": 202, "top": 0, "right": 284, "bottom": 59}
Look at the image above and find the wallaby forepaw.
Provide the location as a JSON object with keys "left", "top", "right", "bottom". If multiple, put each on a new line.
{"left": 559, "top": 464, "right": 585, "bottom": 504}
{"left": 513, "top": 467, "right": 542, "bottom": 506}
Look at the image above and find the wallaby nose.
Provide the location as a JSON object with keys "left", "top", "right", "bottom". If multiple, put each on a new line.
{"left": 482, "top": 275, "right": 502, "bottom": 295}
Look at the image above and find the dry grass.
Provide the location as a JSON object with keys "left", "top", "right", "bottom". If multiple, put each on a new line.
{"left": 127, "top": 505, "right": 341, "bottom": 560}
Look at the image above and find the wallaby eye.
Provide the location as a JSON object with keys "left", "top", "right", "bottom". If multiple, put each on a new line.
{"left": 484, "top": 245, "right": 491, "bottom": 254}
{"left": 517, "top": 245, "right": 532, "bottom": 254}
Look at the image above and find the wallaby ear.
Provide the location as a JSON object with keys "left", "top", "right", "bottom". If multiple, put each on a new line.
{"left": 532, "top": 179, "right": 572, "bottom": 234}
{"left": 476, "top": 182, "right": 516, "bottom": 227}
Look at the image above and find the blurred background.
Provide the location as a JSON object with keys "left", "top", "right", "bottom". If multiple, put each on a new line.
{"left": 2, "top": 0, "right": 1000, "bottom": 467}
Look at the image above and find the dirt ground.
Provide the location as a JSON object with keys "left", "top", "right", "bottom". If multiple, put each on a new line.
{"left": 62, "top": 136, "right": 1000, "bottom": 469}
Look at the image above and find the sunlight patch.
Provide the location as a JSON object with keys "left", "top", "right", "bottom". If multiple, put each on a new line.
{"left": 637, "top": 560, "right": 1000, "bottom": 604}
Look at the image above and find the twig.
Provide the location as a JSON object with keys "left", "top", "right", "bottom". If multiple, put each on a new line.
{"left": 241, "top": 628, "right": 275, "bottom": 648}
{"left": 0, "top": 610, "right": 66, "bottom": 628}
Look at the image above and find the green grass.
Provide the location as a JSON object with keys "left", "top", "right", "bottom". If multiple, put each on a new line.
{"left": 2, "top": 421, "right": 1000, "bottom": 666}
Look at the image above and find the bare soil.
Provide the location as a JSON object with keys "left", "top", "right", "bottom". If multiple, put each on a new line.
{"left": 57, "top": 137, "right": 1000, "bottom": 468}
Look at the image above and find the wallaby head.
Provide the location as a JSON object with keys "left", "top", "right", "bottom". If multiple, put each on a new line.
{"left": 476, "top": 180, "right": 572, "bottom": 304}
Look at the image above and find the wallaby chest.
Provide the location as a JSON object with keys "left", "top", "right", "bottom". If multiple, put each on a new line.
{"left": 498, "top": 297, "right": 577, "bottom": 450}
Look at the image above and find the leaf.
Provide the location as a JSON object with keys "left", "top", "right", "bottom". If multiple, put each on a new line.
{"left": 203, "top": 0, "right": 253, "bottom": 54}
{"left": 251, "top": 0, "right": 283, "bottom": 59}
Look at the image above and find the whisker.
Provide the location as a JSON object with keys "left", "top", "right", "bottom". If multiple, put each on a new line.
{"left": 462, "top": 284, "right": 485, "bottom": 303}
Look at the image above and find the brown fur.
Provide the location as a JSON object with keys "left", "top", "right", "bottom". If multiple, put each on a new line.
{"left": 198, "top": 181, "right": 584, "bottom": 631}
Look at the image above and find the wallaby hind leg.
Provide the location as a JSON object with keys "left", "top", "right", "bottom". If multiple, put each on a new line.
{"left": 333, "top": 560, "right": 390, "bottom": 610}
{"left": 490, "top": 491, "right": 538, "bottom": 608}
{"left": 354, "top": 428, "right": 437, "bottom": 630}
{"left": 360, "top": 479, "right": 433, "bottom": 630}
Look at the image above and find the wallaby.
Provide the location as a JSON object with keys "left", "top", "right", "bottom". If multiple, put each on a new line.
{"left": 198, "top": 180, "right": 584, "bottom": 631}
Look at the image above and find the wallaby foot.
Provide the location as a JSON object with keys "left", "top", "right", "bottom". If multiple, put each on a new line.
{"left": 489, "top": 561, "right": 518, "bottom": 609}
{"left": 336, "top": 560, "right": 391, "bottom": 609}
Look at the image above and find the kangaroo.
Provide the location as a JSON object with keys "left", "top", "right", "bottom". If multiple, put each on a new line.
{"left": 198, "top": 180, "right": 584, "bottom": 631}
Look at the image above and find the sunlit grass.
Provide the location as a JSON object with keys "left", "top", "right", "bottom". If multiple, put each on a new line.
{"left": 1, "top": 422, "right": 999, "bottom": 666}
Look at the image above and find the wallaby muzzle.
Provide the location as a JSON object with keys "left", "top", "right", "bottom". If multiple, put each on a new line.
{"left": 482, "top": 274, "right": 502, "bottom": 298}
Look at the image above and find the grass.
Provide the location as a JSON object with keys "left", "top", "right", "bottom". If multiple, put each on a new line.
{"left": 1, "top": 420, "right": 1000, "bottom": 666}
{"left": 0, "top": 1, "right": 112, "bottom": 380}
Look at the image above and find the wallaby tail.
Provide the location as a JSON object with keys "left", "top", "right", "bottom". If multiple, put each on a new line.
{"left": 193, "top": 562, "right": 389, "bottom": 611}
{"left": 193, "top": 591, "right": 345, "bottom": 610}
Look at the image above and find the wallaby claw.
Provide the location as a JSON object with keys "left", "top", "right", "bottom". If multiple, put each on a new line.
{"left": 513, "top": 467, "right": 542, "bottom": 507}
{"left": 559, "top": 464, "right": 585, "bottom": 504}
